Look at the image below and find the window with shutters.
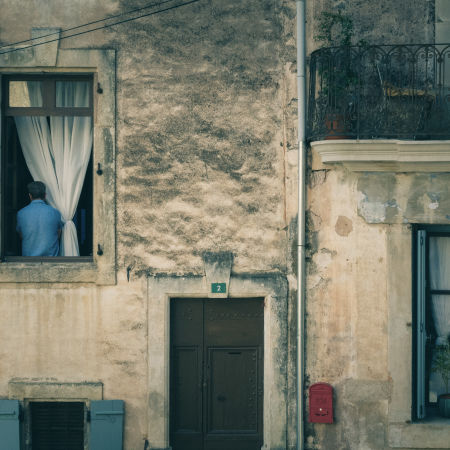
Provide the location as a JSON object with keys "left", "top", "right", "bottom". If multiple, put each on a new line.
{"left": 0, "top": 398, "right": 124, "bottom": 450}
{"left": 414, "top": 225, "right": 450, "bottom": 420}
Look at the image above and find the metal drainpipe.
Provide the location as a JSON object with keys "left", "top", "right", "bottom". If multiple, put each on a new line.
{"left": 296, "top": 1, "right": 306, "bottom": 449}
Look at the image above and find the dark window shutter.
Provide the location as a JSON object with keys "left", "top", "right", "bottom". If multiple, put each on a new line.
{"left": 0, "top": 399, "right": 21, "bottom": 450}
{"left": 416, "top": 230, "right": 426, "bottom": 419}
{"left": 89, "top": 400, "right": 124, "bottom": 450}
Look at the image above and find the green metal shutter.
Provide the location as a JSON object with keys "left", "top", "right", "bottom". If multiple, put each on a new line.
{"left": 89, "top": 400, "right": 124, "bottom": 450}
{"left": 416, "top": 230, "right": 426, "bottom": 419}
{"left": 0, "top": 399, "right": 21, "bottom": 450}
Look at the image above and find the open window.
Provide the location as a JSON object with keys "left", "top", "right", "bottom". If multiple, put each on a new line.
{"left": 414, "top": 225, "right": 450, "bottom": 420}
{"left": 1, "top": 75, "right": 93, "bottom": 260}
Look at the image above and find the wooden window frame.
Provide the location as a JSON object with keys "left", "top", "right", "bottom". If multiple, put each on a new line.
{"left": 1, "top": 74, "right": 94, "bottom": 262}
{"left": 0, "top": 46, "right": 116, "bottom": 285}
{"left": 3, "top": 74, "right": 93, "bottom": 116}
{"left": 413, "top": 224, "right": 450, "bottom": 421}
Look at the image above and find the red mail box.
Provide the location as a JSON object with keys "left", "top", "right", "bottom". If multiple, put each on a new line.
{"left": 309, "top": 383, "right": 333, "bottom": 423}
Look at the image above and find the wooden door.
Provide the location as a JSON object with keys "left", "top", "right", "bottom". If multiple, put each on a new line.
{"left": 170, "top": 298, "right": 264, "bottom": 450}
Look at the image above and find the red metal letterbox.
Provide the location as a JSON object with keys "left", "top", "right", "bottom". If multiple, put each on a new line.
{"left": 309, "top": 383, "right": 333, "bottom": 423}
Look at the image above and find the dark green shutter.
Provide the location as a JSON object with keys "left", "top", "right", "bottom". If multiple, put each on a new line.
{"left": 416, "top": 230, "right": 426, "bottom": 419}
{"left": 89, "top": 400, "right": 124, "bottom": 450}
{"left": 0, "top": 399, "right": 21, "bottom": 450}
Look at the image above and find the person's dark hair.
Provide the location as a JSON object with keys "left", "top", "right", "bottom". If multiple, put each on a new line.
{"left": 27, "top": 181, "right": 46, "bottom": 200}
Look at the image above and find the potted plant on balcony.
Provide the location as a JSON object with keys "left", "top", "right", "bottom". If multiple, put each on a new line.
{"left": 432, "top": 334, "right": 450, "bottom": 417}
{"left": 314, "top": 11, "right": 358, "bottom": 139}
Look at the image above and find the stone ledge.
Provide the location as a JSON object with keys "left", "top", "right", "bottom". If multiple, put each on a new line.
{"left": 8, "top": 380, "right": 103, "bottom": 400}
{"left": 388, "top": 422, "right": 450, "bottom": 448}
{"left": 311, "top": 140, "right": 450, "bottom": 172}
{"left": 0, "top": 262, "right": 115, "bottom": 285}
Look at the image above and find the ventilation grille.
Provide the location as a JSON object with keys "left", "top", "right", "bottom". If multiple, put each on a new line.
{"left": 31, "top": 402, "right": 84, "bottom": 450}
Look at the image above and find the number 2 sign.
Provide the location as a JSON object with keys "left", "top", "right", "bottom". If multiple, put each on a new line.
{"left": 211, "top": 283, "right": 226, "bottom": 293}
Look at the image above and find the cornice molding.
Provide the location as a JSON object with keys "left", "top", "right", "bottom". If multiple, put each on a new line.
{"left": 311, "top": 140, "right": 450, "bottom": 172}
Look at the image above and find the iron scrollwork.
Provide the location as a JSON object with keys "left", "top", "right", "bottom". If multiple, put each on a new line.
{"left": 308, "top": 43, "right": 450, "bottom": 140}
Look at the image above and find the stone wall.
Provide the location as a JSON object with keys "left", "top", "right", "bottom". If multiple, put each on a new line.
{"left": 0, "top": 0, "right": 298, "bottom": 275}
{"left": 0, "top": 1, "right": 298, "bottom": 449}
{"left": 305, "top": 145, "right": 450, "bottom": 449}
{"left": 307, "top": 0, "right": 435, "bottom": 51}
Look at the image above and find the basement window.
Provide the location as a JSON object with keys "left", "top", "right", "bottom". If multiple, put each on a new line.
{"left": 30, "top": 402, "right": 85, "bottom": 450}
{"left": 1, "top": 75, "right": 93, "bottom": 260}
{"left": 0, "top": 398, "right": 124, "bottom": 450}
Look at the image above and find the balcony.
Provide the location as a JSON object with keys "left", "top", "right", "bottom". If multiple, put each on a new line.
{"left": 308, "top": 44, "right": 450, "bottom": 141}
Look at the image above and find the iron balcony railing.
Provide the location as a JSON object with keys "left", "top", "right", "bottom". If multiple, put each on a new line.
{"left": 308, "top": 43, "right": 450, "bottom": 141}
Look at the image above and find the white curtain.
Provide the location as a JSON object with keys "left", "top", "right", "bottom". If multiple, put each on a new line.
{"left": 14, "top": 82, "right": 92, "bottom": 256}
{"left": 429, "top": 236, "right": 450, "bottom": 399}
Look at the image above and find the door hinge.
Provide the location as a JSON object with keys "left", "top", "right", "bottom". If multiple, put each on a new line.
{"left": 86, "top": 410, "right": 91, "bottom": 422}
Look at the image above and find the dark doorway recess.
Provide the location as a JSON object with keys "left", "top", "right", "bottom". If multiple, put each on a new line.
{"left": 30, "top": 401, "right": 84, "bottom": 450}
{"left": 170, "top": 298, "right": 264, "bottom": 450}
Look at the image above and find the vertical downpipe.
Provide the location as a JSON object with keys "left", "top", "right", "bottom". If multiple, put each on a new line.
{"left": 296, "top": 1, "right": 306, "bottom": 449}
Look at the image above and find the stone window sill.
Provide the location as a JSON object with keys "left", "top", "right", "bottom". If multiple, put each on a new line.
{"left": 0, "top": 260, "right": 115, "bottom": 284}
{"left": 311, "top": 139, "right": 450, "bottom": 172}
{"left": 388, "top": 421, "right": 450, "bottom": 448}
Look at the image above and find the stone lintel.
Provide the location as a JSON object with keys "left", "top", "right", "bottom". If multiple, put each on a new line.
{"left": 202, "top": 251, "right": 233, "bottom": 298}
{"left": 31, "top": 28, "right": 61, "bottom": 67}
{"left": 8, "top": 380, "right": 103, "bottom": 400}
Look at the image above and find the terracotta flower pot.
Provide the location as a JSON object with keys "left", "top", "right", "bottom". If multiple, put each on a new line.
{"left": 324, "top": 113, "right": 350, "bottom": 139}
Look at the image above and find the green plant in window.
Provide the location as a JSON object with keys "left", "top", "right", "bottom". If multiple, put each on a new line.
{"left": 432, "top": 335, "right": 450, "bottom": 394}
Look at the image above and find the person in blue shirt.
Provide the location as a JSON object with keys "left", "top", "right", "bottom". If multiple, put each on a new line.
{"left": 16, "top": 181, "right": 63, "bottom": 256}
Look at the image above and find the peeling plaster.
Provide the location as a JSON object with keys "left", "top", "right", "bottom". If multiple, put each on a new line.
{"left": 357, "top": 192, "right": 386, "bottom": 223}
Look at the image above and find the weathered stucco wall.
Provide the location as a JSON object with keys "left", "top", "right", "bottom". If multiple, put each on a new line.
{"left": 0, "top": 1, "right": 298, "bottom": 449}
{"left": 305, "top": 161, "right": 390, "bottom": 449}
{"left": 0, "top": 0, "right": 297, "bottom": 275}
{"left": 0, "top": 280, "right": 149, "bottom": 449}
{"left": 307, "top": 0, "right": 435, "bottom": 51}
{"left": 113, "top": 0, "right": 297, "bottom": 273}
{"left": 305, "top": 147, "right": 450, "bottom": 449}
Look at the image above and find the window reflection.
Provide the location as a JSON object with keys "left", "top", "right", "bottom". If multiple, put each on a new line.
{"left": 9, "top": 81, "right": 43, "bottom": 107}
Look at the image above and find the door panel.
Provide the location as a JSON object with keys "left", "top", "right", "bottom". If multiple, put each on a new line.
{"left": 170, "top": 298, "right": 263, "bottom": 450}
{"left": 208, "top": 347, "right": 259, "bottom": 433}
{"left": 171, "top": 300, "right": 203, "bottom": 450}
{"left": 172, "top": 347, "right": 201, "bottom": 432}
